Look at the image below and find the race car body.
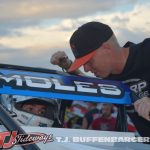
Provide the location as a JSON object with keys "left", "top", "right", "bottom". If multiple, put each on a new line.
{"left": 0, "top": 64, "right": 149, "bottom": 150}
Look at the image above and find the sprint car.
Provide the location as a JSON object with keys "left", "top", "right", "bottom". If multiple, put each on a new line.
{"left": 0, "top": 64, "right": 149, "bottom": 150}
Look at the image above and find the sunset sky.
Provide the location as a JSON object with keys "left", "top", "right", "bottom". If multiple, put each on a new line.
{"left": 0, "top": 0, "right": 150, "bottom": 72}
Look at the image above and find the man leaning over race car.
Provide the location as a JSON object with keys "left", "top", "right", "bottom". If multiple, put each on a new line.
{"left": 50, "top": 21, "right": 150, "bottom": 137}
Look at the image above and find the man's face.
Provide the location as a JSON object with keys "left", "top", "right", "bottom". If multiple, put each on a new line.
{"left": 22, "top": 104, "right": 47, "bottom": 117}
{"left": 83, "top": 45, "right": 113, "bottom": 78}
{"left": 102, "top": 104, "right": 112, "bottom": 116}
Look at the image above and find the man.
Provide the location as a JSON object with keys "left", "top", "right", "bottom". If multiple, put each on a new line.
{"left": 81, "top": 102, "right": 100, "bottom": 129}
{"left": 51, "top": 21, "right": 150, "bottom": 137}
{"left": 21, "top": 102, "right": 47, "bottom": 117}
{"left": 0, "top": 95, "right": 60, "bottom": 127}
{"left": 90, "top": 103, "right": 116, "bottom": 131}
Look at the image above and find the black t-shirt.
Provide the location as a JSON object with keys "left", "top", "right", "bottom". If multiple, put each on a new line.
{"left": 106, "top": 38, "right": 150, "bottom": 137}
{"left": 84, "top": 108, "right": 100, "bottom": 129}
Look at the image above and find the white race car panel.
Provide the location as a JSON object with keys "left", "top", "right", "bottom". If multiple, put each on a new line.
{"left": 22, "top": 126, "right": 135, "bottom": 150}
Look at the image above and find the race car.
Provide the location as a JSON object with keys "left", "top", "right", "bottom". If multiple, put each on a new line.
{"left": 0, "top": 64, "right": 149, "bottom": 150}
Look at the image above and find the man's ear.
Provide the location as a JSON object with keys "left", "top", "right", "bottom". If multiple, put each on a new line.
{"left": 101, "top": 42, "right": 112, "bottom": 54}
{"left": 102, "top": 42, "right": 111, "bottom": 49}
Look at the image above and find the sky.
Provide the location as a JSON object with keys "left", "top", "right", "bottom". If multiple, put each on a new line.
{"left": 0, "top": 0, "right": 150, "bottom": 72}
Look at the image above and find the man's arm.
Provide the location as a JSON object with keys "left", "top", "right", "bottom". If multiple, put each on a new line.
{"left": 81, "top": 117, "right": 88, "bottom": 129}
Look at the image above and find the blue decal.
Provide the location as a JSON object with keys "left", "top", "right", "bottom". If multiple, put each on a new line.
{"left": 0, "top": 68, "right": 132, "bottom": 104}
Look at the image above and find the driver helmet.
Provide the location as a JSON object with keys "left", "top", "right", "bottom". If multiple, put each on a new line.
{"left": 0, "top": 94, "right": 60, "bottom": 127}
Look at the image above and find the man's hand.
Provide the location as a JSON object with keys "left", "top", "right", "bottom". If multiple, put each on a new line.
{"left": 50, "top": 51, "right": 72, "bottom": 70}
{"left": 134, "top": 97, "right": 150, "bottom": 121}
{"left": 50, "top": 51, "right": 84, "bottom": 75}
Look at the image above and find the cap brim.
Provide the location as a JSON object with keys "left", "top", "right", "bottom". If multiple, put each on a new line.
{"left": 68, "top": 50, "right": 96, "bottom": 72}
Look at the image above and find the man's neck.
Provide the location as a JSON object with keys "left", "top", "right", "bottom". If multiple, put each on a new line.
{"left": 113, "top": 47, "right": 129, "bottom": 74}
{"left": 102, "top": 114, "right": 112, "bottom": 119}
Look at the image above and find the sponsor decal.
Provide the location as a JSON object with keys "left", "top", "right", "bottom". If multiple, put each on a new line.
{"left": 124, "top": 78, "right": 149, "bottom": 98}
{"left": 0, "top": 68, "right": 132, "bottom": 104}
{"left": 0, "top": 74, "right": 123, "bottom": 98}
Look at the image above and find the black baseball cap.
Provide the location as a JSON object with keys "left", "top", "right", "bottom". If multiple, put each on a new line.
{"left": 68, "top": 21, "right": 113, "bottom": 72}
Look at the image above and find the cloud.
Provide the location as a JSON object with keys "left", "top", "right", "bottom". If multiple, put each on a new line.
{"left": 0, "top": 0, "right": 138, "bottom": 20}
{"left": 0, "top": 45, "right": 72, "bottom": 71}
{"left": 0, "top": 0, "right": 149, "bottom": 70}
{"left": 0, "top": 0, "right": 139, "bottom": 35}
{"left": 0, "top": 26, "right": 71, "bottom": 50}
